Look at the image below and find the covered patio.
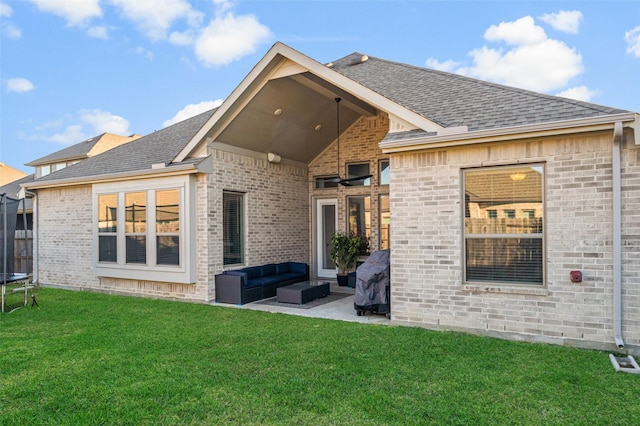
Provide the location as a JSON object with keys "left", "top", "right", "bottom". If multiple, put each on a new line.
{"left": 217, "top": 281, "right": 390, "bottom": 325}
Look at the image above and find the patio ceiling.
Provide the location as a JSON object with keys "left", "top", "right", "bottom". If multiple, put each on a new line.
{"left": 213, "top": 71, "right": 379, "bottom": 164}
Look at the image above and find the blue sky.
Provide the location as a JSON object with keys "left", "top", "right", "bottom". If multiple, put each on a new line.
{"left": 1, "top": 0, "right": 639, "bottom": 174}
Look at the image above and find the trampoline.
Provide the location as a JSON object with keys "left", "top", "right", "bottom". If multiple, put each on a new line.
{"left": 1, "top": 193, "right": 31, "bottom": 312}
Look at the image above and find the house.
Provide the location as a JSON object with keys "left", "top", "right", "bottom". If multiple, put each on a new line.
{"left": 0, "top": 162, "right": 27, "bottom": 186}
{"left": 25, "top": 132, "right": 142, "bottom": 178}
{"left": 24, "top": 42, "right": 639, "bottom": 355}
{"left": 1, "top": 132, "right": 142, "bottom": 276}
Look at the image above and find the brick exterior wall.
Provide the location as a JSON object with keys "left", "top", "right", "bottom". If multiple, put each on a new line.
{"left": 309, "top": 113, "right": 390, "bottom": 253}
{"left": 35, "top": 182, "right": 208, "bottom": 302}
{"left": 36, "top": 186, "right": 97, "bottom": 290}
{"left": 390, "top": 129, "right": 640, "bottom": 353}
{"left": 205, "top": 147, "right": 310, "bottom": 300}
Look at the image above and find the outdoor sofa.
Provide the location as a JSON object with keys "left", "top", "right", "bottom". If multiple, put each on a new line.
{"left": 215, "top": 262, "right": 309, "bottom": 305}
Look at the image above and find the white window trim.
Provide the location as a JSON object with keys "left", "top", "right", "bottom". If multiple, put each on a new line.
{"left": 93, "top": 175, "right": 196, "bottom": 284}
{"left": 461, "top": 163, "right": 546, "bottom": 289}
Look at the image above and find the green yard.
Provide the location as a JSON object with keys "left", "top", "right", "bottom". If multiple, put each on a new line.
{"left": 1, "top": 288, "right": 638, "bottom": 425}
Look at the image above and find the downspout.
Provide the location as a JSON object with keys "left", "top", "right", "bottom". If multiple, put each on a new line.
{"left": 612, "top": 122, "right": 624, "bottom": 348}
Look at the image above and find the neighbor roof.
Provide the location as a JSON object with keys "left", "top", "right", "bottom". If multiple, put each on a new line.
{"left": 331, "top": 52, "right": 629, "bottom": 132}
{"left": 32, "top": 108, "right": 216, "bottom": 183}
{"left": 25, "top": 132, "right": 142, "bottom": 167}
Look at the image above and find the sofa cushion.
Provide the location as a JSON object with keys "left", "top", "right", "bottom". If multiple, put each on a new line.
{"left": 261, "top": 264, "right": 277, "bottom": 277}
{"left": 275, "top": 262, "right": 290, "bottom": 274}
{"left": 244, "top": 266, "right": 262, "bottom": 279}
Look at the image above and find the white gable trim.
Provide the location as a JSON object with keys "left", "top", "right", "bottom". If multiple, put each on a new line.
{"left": 173, "top": 42, "right": 443, "bottom": 163}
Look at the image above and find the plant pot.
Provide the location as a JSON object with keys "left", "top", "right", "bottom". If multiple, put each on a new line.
{"left": 337, "top": 273, "right": 349, "bottom": 286}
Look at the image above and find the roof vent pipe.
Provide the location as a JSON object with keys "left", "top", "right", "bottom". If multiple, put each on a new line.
{"left": 612, "top": 121, "right": 624, "bottom": 348}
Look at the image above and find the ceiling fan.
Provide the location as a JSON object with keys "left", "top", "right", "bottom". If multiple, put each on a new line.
{"left": 325, "top": 97, "right": 373, "bottom": 186}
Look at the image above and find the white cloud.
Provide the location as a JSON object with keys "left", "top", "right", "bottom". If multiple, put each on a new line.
{"left": 1, "top": 2, "right": 21, "bottom": 39}
{"left": 29, "top": 0, "right": 102, "bottom": 27}
{"left": 625, "top": 26, "right": 640, "bottom": 58}
{"left": 0, "top": 2, "right": 12, "bottom": 17}
{"left": 484, "top": 16, "right": 547, "bottom": 45}
{"left": 429, "top": 15, "right": 584, "bottom": 93}
{"left": 87, "top": 25, "right": 108, "bottom": 39}
{"left": 25, "top": 109, "right": 131, "bottom": 145}
{"left": 539, "top": 10, "right": 583, "bottom": 34}
{"left": 555, "top": 86, "right": 598, "bottom": 102}
{"left": 168, "top": 30, "right": 195, "bottom": 46}
{"left": 2, "top": 22, "right": 21, "bottom": 39}
{"left": 425, "top": 58, "right": 462, "bottom": 72}
{"left": 6, "top": 77, "right": 35, "bottom": 93}
{"left": 46, "top": 125, "right": 89, "bottom": 145}
{"left": 109, "top": 0, "right": 203, "bottom": 41}
{"left": 194, "top": 13, "right": 272, "bottom": 66}
{"left": 80, "top": 109, "right": 131, "bottom": 135}
{"left": 133, "top": 46, "right": 154, "bottom": 60}
{"left": 162, "top": 100, "right": 223, "bottom": 128}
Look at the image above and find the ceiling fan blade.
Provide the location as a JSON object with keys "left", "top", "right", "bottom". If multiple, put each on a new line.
{"left": 338, "top": 180, "right": 352, "bottom": 186}
{"left": 342, "top": 174, "right": 373, "bottom": 182}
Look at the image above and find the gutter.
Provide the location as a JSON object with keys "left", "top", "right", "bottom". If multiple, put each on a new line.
{"left": 380, "top": 112, "right": 638, "bottom": 153}
{"left": 612, "top": 122, "right": 624, "bottom": 348}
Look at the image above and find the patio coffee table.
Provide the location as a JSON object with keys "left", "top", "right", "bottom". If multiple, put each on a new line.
{"left": 277, "top": 281, "right": 330, "bottom": 305}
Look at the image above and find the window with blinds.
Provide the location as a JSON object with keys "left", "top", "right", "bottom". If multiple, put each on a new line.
{"left": 223, "top": 191, "right": 244, "bottom": 266}
{"left": 463, "top": 164, "right": 544, "bottom": 285}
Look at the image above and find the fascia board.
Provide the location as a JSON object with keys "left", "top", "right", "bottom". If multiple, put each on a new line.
{"left": 173, "top": 42, "right": 443, "bottom": 163}
{"left": 381, "top": 112, "right": 638, "bottom": 153}
{"left": 22, "top": 160, "right": 208, "bottom": 190}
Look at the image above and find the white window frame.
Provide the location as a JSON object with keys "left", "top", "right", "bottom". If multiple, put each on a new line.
{"left": 462, "top": 163, "right": 546, "bottom": 287}
{"left": 93, "top": 175, "right": 196, "bottom": 284}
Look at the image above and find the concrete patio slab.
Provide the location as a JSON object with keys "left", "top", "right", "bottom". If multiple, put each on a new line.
{"left": 214, "top": 282, "right": 390, "bottom": 325}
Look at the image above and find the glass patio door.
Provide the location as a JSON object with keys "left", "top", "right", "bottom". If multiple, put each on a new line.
{"left": 316, "top": 198, "right": 337, "bottom": 278}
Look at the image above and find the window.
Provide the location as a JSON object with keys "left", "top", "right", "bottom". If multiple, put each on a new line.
{"left": 380, "top": 194, "right": 390, "bottom": 250}
{"left": 379, "top": 160, "right": 390, "bottom": 185}
{"left": 347, "top": 163, "right": 370, "bottom": 186}
{"left": 315, "top": 176, "right": 339, "bottom": 189}
{"left": 463, "top": 164, "right": 544, "bottom": 285}
{"left": 125, "top": 192, "right": 147, "bottom": 264}
{"left": 348, "top": 196, "right": 370, "bottom": 255}
{"left": 156, "top": 190, "right": 180, "bottom": 266}
{"left": 98, "top": 194, "right": 117, "bottom": 262}
{"left": 94, "top": 176, "right": 193, "bottom": 284}
{"left": 223, "top": 191, "right": 244, "bottom": 265}
{"left": 52, "top": 162, "right": 67, "bottom": 173}
{"left": 38, "top": 165, "right": 51, "bottom": 178}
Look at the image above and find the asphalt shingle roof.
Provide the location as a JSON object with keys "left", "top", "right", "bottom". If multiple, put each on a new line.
{"left": 331, "top": 52, "right": 629, "bottom": 132}
{"left": 25, "top": 133, "right": 107, "bottom": 166}
{"left": 32, "top": 48, "right": 633, "bottom": 185}
{"left": 34, "top": 108, "right": 216, "bottom": 183}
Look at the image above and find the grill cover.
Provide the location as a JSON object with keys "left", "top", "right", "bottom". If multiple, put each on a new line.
{"left": 354, "top": 249, "right": 390, "bottom": 308}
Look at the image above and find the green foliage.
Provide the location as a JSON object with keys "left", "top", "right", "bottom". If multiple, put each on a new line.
{"left": 1, "top": 288, "right": 639, "bottom": 425}
{"left": 329, "top": 232, "right": 362, "bottom": 273}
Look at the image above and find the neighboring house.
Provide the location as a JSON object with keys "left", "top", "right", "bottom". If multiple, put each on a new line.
{"left": 1, "top": 132, "right": 141, "bottom": 276}
{"left": 0, "top": 162, "right": 27, "bottom": 186}
{"left": 24, "top": 43, "right": 639, "bottom": 355}
{"left": 0, "top": 174, "right": 34, "bottom": 274}
{"left": 25, "top": 132, "right": 142, "bottom": 178}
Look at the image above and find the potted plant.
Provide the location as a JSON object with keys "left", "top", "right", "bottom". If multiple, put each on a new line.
{"left": 330, "top": 232, "right": 362, "bottom": 286}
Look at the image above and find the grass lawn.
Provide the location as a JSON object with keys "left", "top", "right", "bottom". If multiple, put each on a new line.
{"left": 1, "top": 288, "right": 638, "bottom": 425}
